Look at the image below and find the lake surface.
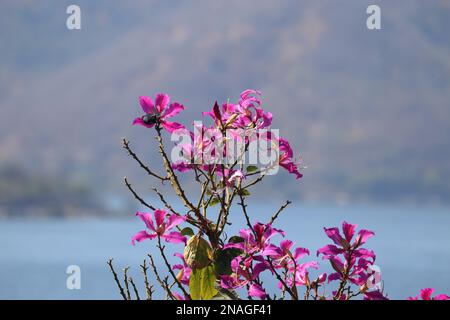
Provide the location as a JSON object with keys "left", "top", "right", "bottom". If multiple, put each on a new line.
{"left": 1, "top": 203, "right": 450, "bottom": 299}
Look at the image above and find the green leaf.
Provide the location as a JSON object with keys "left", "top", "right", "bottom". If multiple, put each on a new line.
{"left": 240, "top": 189, "right": 251, "bottom": 197}
{"left": 246, "top": 165, "right": 258, "bottom": 173}
{"left": 189, "top": 265, "right": 218, "bottom": 300}
{"left": 209, "top": 197, "right": 220, "bottom": 207}
{"left": 180, "top": 227, "right": 195, "bottom": 237}
{"left": 184, "top": 234, "right": 213, "bottom": 269}
{"left": 228, "top": 236, "right": 244, "bottom": 244}
{"left": 214, "top": 248, "right": 242, "bottom": 277}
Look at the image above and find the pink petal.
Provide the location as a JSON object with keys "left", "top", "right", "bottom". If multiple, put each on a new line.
{"left": 220, "top": 276, "right": 235, "bottom": 289}
{"left": 433, "top": 294, "right": 450, "bottom": 300}
{"left": 353, "top": 248, "right": 376, "bottom": 262}
{"left": 280, "top": 239, "right": 294, "bottom": 252}
{"left": 248, "top": 283, "right": 267, "bottom": 299}
{"left": 293, "top": 247, "right": 310, "bottom": 261}
{"left": 420, "top": 288, "right": 434, "bottom": 300}
{"left": 139, "top": 96, "right": 155, "bottom": 114}
{"left": 163, "top": 102, "right": 184, "bottom": 118}
{"left": 161, "top": 120, "right": 185, "bottom": 133}
{"left": 327, "top": 272, "right": 342, "bottom": 283}
{"left": 154, "top": 209, "right": 167, "bottom": 228}
{"left": 172, "top": 161, "right": 193, "bottom": 172}
{"left": 132, "top": 117, "right": 154, "bottom": 129}
{"left": 131, "top": 231, "right": 156, "bottom": 245}
{"left": 253, "top": 262, "right": 269, "bottom": 278}
{"left": 136, "top": 212, "right": 156, "bottom": 232}
{"left": 165, "top": 214, "right": 186, "bottom": 231}
{"left": 317, "top": 244, "right": 343, "bottom": 257}
{"left": 155, "top": 93, "right": 170, "bottom": 113}
{"left": 162, "top": 231, "right": 186, "bottom": 244}
{"left": 324, "top": 227, "right": 345, "bottom": 246}
{"left": 261, "top": 244, "right": 282, "bottom": 257}
{"left": 364, "top": 290, "right": 389, "bottom": 300}
{"left": 342, "top": 221, "right": 357, "bottom": 242}
{"left": 354, "top": 229, "right": 375, "bottom": 246}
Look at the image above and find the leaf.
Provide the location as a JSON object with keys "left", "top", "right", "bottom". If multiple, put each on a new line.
{"left": 246, "top": 165, "right": 258, "bottom": 173}
{"left": 209, "top": 197, "right": 220, "bottom": 207}
{"left": 214, "top": 248, "right": 242, "bottom": 277}
{"left": 228, "top": 236, "right": 244, "bottom": 244}
{"left": 212, "top": 286, "right": 240, "bottom": 300}
{"left": 240, "top": 189, "right": 251, "bottom": 197}
{"left": 184, "top": 234, "right": 213, "bottom": 269}
{"left": 189, "top": 265, "right": 218, "bottom": 300}
{"left": 180, "top": 227, "right": 195, "bottom": 237}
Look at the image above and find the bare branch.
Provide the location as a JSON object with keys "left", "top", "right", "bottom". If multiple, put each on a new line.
{"left": 123, "top": 267, "right": 131, "bottom": 300}
{"left": 107, "top": 259, "right": 127, "bottom": 300}
{"left": 148, "top": 254, "right": 175, "bottom": 300}
{"left": 157, "top": 236, "right": 191, "bottom": 299}
{"left": 128, "top": 276, "right": 141, "bottom": 300}
{"left": 140, "top": 259, "right": 154, "bottom": 300}
{"left": 124, "top": 177, "right": 156, "bottom": 210}
{"left": 269, "top": 200, "right": 292, "bottom": 225}
{"left": 122, "top": 138, "right": 168, "bottom": 181}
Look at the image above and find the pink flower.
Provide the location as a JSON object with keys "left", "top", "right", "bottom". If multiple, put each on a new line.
{"left": 364, "top": 290, "right": 389, "bottom": 300}
{"left": 317, "top": 221, "right": 377, "bottom": 287}
{"left": 132, "top": 93, "right": 184, "bottom": 133}
{"left": 224, "top": 222, "right": 285, "bottom": 255}
{"left": 220, "top": 256, "right": 269, "bottom": 299}
{"left": 173, "top": 253, "right": 192, "bottom": 286}
{"left": 131, "top": 209, "right": 186, "bottom": 245}
{"left": 202, "top": 89, "right": 272, "bottom": 130}
{"left": 262, "top": 240, "right": 309, "bottom": 268}
{"left": 408, "top": 288, "right": 450, "bottom": 300}
{"left": 248, "top": 283, "right": 268, "bottom": 300}
{"left": 278, "top": 138, "right": 303, "bottom": 179}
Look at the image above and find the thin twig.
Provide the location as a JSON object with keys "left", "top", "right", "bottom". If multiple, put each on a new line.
{"left": 140, "top": 259, "right": 153, "bottom": 300}
{"left": 122, "top": 138, "right": 168, "bottom": 181}
{"left": 128, "top": 276, "right": 141, "bottom": 300}
{"left": 157, "top": 236, "right": 191, "bottom": 299}
{"left": 123, "top": 267, "right": 131, "bottom": 300}
{"left": 107, "top": 259, "right": 127, "bottom": 300}
{"left": 148, "top": 254, "right": 175, "bottom": 300}
{"left": 269, "top": 200, "right": 292, "bottom": 225}
{"left": 124, "top": 177, "right": 156, "bottom": 210}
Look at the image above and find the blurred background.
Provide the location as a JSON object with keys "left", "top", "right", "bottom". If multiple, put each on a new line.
{"left": 1, "top": 0, "right": 449, "bottom": 299}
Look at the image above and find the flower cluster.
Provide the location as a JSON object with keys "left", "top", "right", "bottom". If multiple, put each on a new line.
{"left": 109, "top": 89, "right": 449, "bottom": 301}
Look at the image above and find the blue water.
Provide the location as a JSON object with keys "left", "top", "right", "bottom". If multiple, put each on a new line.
{"left": 1, "top": 204, "right": 450, "bottom": 300}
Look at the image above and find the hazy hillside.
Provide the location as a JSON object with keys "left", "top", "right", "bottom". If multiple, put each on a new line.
{"left": 1, "top": 0, "right": 450, "bottom": 208}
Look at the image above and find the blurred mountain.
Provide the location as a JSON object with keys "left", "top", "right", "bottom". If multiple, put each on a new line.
{"left": 1, "top": 0, "right": 450, "bottom": 208}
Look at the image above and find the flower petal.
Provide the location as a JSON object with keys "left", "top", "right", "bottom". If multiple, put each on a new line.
{"left": 248, "top": 283, "right": 267, "bottom": 299}
{"left": 324, "top": 227, "right": 345, "bottom": 246}
{"left": 161, "top": 120, "right": 185, "bottom": 133}
{"left": 155, "top": 93, "right": 170, "bottom": 113}
{"left": 354, "top": 229, "right": 375, "bottom": 247}
{"left": 317, "top": 244, "right": 343, "bottom": 257}
{"left": 136, "top": 212, "right": 156, "bottom": 232}
{"left": 342, "top": 221, "right": 357, "bottom": 242}
{"left": 139, "top": 96, "right": 155, "bottom": 114}
{"left": 165, "top": 214, "right": 186, "bottom": 231}
{"left": 420, "top": 288, "right": 434, "bottom": 300}
{"left": 163, "top": 102, "right": 184, "bottom": 118}
{"left": 131, "top": 230, "right": 156, "bottom": 245}
{"left": 132, "top": 117, "right": 154, "bottom": 128}
{"left": 154, "top": 209, "right": 167, "bottom": 228}
{"left": 162, "top": 231, "right": 187, "bottom": 244}
{"left": 293, "top": 247, "right": 310, "bottom": 261}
